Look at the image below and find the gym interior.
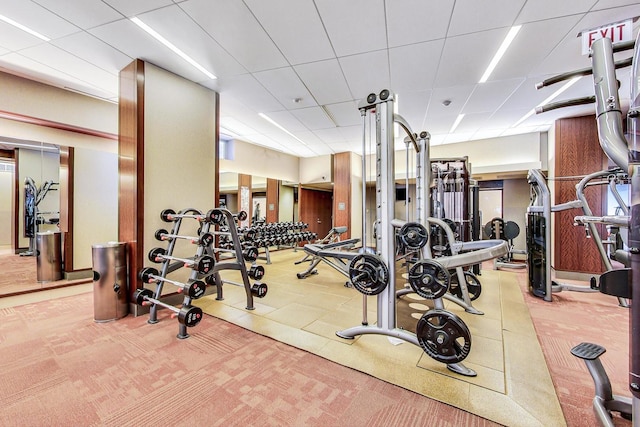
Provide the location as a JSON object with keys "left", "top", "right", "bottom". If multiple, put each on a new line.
{"left": 0, "top": 2, "right": 639, "bottom": 426}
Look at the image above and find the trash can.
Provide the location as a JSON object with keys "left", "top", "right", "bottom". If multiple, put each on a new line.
{"left": 36, "top": 231, "right": 62, "bottom": 282}
{"left": 92, "top": 242, "right": 129, "bottom": 322}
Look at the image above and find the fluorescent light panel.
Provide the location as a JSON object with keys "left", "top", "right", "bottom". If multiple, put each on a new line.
{"left": 479, "top": 26, "right": 521, "bottom": 83}
{"left": 0, "top": 14, "right": 50, "bottom": 41}
{"left": 258, "top": 113, "right": 308, "bottom": 146}
{"left": 513, "top": 77, "right": 581, "bottom": 127}
{"left": 449, "top": 113, "right": 465, "bottom": 133}
{"left": 2, "top": 141, "right": 58, "bottom": 152}
{"left": 130, "top": 17, "right": 216, "bottom": 80}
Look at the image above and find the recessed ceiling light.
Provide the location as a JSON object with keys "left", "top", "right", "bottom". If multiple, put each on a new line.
{"left": 259, "top": 113, "right": 308, "bottom": 146}
{"left": 479, "top": 26, "right": 521, "bottom": 83}
{"left": 0, "top": 14, "right": 50, "bottom": 41}
{"left": 449, "top": 114, "right": 465, "bottom": 133}
{"left": 130, "top": 17, "right": 216, "bottom": 80}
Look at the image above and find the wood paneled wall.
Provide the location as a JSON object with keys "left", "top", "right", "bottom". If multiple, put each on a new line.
{"left": 118, "top": 59, "right": 145, "bottom": 299}
{"left": 332, "top": 152, "right": 351, "bottom": 238}
{"left": 299, "top": 187, "right": 333, "bottom": 239}
{"left": 553, "top": 115, "right": 608, "bottom": 274}
{"left": 266, "top": 178, "right": 279, "bottom": 223}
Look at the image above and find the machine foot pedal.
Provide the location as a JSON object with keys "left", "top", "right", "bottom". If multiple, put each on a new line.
{"left": 571, "top": 342, "right": 606, "bottom": 360}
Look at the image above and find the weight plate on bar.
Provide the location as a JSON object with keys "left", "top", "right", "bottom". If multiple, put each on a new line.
{"left": 503, "top": 221, "right": 520, "bottom": 240}
{"left": 448, "top": 271, "right": 482, "bottom": 301}
{"left": 416, "top": 309, "right": 472, "bottom": 364}
{"left": 408, "top": 259, "right": 450, "bottom": 299}
{"left": 348, "top": 253, "right": 389, "bottom": 295}
{"left": 399, "top": 222, "right": 429, "bottom": 250}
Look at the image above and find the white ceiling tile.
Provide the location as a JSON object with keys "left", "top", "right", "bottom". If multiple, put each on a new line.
{"left": 339, "top": 50, "right": 390, "bottom": 101}
{"left": 386, "top": 0, "right": 454, "bottom": 47}
{"left": 245, "top": 0, "right": 334, "bottom": 65}
{"left": 462, "top": 78, "right": 525, "bottom": 114}
{"left": 323, "top": 101, "right": 359, "bottom": 127}
{"left": 19, "top": 43, "right": 118, "bottom": 94}
{"left": 31, "top": 0, "right": 124, "bottom": 29}
{"left": 253, "top": 67, "right": 316, "bottom": 109}
{"left": 0, "top": 22, "right": 48, "bottom": 51}
{"left": 102, "top": 0, "right": 174, "bottom": 17}
{"left": 435, "top": 28, "right": 507, "bottom": 87}
{"left": 454, "top": 112, "right": 493, "bottom": 133}
{"left": 180, "top": 0, "right": 288, "bottom": 72}
{"left": 218, "top": 74, "right": 284, "bottom": 113}
{"left": 314, "top": 0, "right": 387, "bottom": 56}
{"left": 389, "top": 40, "right": 444, "bottom": 92}
{"left": 313, "top": 127, "right": 347, "bottom": 143}
{"left": 0, "top": 0, "right": 80, "bottom": 39}
{"left": 447, "top": 0, "right": 526, "bottom": 37}
{"left": 136, "top": 5, "right": 245, "bottom": 79}
{"left": 427, "top": 85, "right": 475, "bottom": 118}
{"left": 0, "top": 45, "right": 8, "bottom": 55}
{"left": 52, "top": 31, "right": 132, "bottom": 74}
{"left": 291, "top": 106, "right": 334, "bottom": 130}
{"left": 294, "top": 59, "right": 352, "bottom": 105}
{"left": 516, "top": 0, "right": 595, "bottom": 24}
{"left": 0, "top": 52, "right": 114, "bottom": 99}
{"left": 261, "top": 110, "right": 307, "bottom": 133}
{"left": 493, "top": 16, "right": 583, "bottom": 81}
{"left": 396, "top": 90, "right": 430, "bottom": 130}
{"left": 89, "top": 19, "right": 211, "bottom": 83}
{"left": 592, "top": 0, "right": 640, "bottom": 10}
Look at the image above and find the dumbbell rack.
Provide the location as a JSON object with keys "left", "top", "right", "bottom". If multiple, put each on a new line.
{"left": 239, "top": 222, "right": 317, "bottom": 264}
{"left": 147, "top": 208, "right": 208, "bottom": 339}
{"left": 201, "top": 208, "right": 264, "bottom": 311}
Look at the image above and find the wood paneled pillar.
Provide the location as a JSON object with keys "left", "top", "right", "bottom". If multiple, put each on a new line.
{"left": 266, "top": 178, "right": 279, "bottom": 223}
{"left": 553, "top": 115, "right": 608, "bottom": 274}
{"left": 332, "top": 152, "right": 351, "bottom": 238}
{"left": 59, "top": 146, "right": 73, "bottom": 272}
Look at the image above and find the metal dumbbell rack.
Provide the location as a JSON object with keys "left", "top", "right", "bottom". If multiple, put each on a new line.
{"left": 238, "top": 222, "right": 317, "bottom": 264}
{"left": 202, "top": 207, "right": 266, "bottom": 311}
{"left": 146, "top": 208, "right": 211, "bottom": 339}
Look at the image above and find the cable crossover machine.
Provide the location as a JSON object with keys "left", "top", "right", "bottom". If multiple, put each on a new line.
{"left": 335, "top": 89, "right": 508, "bottom": 377}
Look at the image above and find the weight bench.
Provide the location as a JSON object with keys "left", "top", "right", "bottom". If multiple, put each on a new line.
{"left": 296, "top": 238, "right": 361, "bottom": 280}
{"left": 295, "top": 226, "right": 349, "bottom": 265}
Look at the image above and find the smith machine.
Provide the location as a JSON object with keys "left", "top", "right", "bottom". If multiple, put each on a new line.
{"left": 336, "top": 89, "right": 508, "bottom": 376}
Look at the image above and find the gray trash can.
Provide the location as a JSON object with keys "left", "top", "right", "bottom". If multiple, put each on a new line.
{"left": 36, "top": 231, "right": 62, "bottom": 282}
{"left": 92, "top": 242, "right": 129, "bottom": 322}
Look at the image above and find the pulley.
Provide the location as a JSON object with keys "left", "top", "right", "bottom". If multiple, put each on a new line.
{"left": 408, "top": 259, "right": 450, "bottom": 299}
{"left": 416, "top": 309, "right": 472, "bottom": 364}
{"left": 348, "top": 253, "right": 389, "bottom": 295}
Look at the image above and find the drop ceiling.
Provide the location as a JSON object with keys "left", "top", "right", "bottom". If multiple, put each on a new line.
{"left": 0, "top": 0, "right": 639, "bottom": 157}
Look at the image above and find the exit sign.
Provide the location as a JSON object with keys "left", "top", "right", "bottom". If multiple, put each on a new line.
{"left": 581, "top": 19, "right": 634, "bottom": 55}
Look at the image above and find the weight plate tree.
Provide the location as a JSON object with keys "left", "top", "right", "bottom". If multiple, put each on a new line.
{"left": 408, "top": 259, "right": 450, "bottom": 299}
{"left": 348, "top": 253, "right": 389, "bottom": 295}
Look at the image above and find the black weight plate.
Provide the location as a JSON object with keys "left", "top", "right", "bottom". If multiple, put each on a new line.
{"left": 251, "top": 282, "right": 268, "bottom": 298}
{"left": 194, "top": 255, "right": 215, "bottom": 274}
{"left": 199, "top": 232, "right": 214, "bottom": 247}
{"left": 237, "top": 210, "right": 248, "bottom": 221}
{"left": 249, "top": 265, "right": 265, "bottom": 280}
{"left": 416, "top": 309, "right": 472, "bottom": 364}
{"left": 186, "top": 280, "right": 207, "bottom": 299}
{"left": 348, "top": 253, "right": 389, "bottom": 296}
{"left": 503, "top": 221, "right": 520, "bottom": 240}
{"left": 148, "top": 247, "right": 166, "bottom": 263}
{"left": 408, "top": 260, "right": 450, "bottom": 299}
{"left": 243, "top": 247, "right": 259, "bottom": 262}
{"left": 399, "top": 222, "right": 429, "bottom": 250}
{"left": 448, "top": 271, "right": 482, "bottom": 301}
{"left": 134, "top": 288, "right": 153, "bottom": 306}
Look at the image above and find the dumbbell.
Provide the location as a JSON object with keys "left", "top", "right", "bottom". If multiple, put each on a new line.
{"left": 148, "top": 247, "right": 215, "bottom": 274}
{"left": 205, "top": 275, "right": 268, "bottom": 298}
{"left": 160, "top": 208, "right": 218, "bottom": 223}
{"left": 133, "top": 288, "right": 203, "bottom": 327}
{"left": 209, "top": 209, "right": 248, "bottom": 225}
{"left": 248, "top": 264, "right": 265, "bottom": 281}
{"left": 212, "top": 245, "right": 258, "bottom": 262}
{"left": 154, "top": 229, "right": 214, "bottom": 247}
{"left": 138, "top": 267, "right": 207, "bottom": 299}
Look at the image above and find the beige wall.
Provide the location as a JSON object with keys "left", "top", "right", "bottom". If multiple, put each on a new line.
{"left": 142, "top": 64, "right": 217, "bottom": 281}
{"left": 278, "top": 183, "right": 295, "bottom": 222}
{"left": 299, "top": 155, "right": 332, "bottom": 184}
{"left": 503, "top": 178, "right": 530, "bottom": 253}
{"left": 220, "top": 139, "right": 298, "bottom": 183}
{"left": 73, "top": 147, "right": 118, "bottom": 269}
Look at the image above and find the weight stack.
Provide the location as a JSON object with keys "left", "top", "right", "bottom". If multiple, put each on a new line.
{"left": 92, "top": 242, "right": 129, "bottom": 322}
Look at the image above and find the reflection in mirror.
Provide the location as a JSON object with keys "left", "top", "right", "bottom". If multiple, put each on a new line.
{"left": 279, "top": 181, "right": 298, "bottom": 223}
{"left": 218, "top": 171, "right": 238, "bottom": 211}
{"left": 0, "top": 140, "right": 62, "bottom": 296}
{"left": 251, "top": 176, "right": 266, "bottom": 225}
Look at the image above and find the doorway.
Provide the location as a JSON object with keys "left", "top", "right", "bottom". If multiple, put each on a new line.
{"left": 298, "top": 187, "right": 333, "bottom": 240}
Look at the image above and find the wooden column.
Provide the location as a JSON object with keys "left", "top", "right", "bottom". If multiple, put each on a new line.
{"left": 118, "top": 59, "right": 145, "bottom": 300}
{"left": 59, "top": 146, "right": 74, "bottom": 272}
{"left": 332, "top": 152, "right": 351, "bottom": 238}
{"left": 266, "top": 178, "right": 279, "bottom": 223}
{"left": 553, "top": 115, "right": 608, "bottom": 274}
